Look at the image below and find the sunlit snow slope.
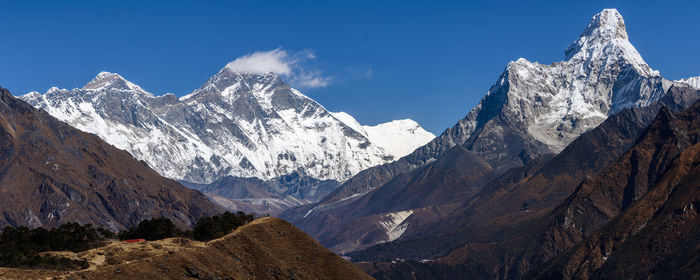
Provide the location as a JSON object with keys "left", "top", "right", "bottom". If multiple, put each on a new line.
{"left": 20, "top": 67, "right": 434, "bottom": 185}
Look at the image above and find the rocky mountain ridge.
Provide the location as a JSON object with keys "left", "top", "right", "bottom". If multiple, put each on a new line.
{"left": 290, "top": 9, "right": 674, "bottom": 213}
{"left": 281, "top": 9, "right": 690, "bottom": 251}
{"left": 21, "top": 69, "right": 434, "bottom": 186}
{"left": 20, "top": 67, "right": 434, "bottom": 214}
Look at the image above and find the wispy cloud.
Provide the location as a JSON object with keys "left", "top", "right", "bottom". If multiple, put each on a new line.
{"left": 292, "top": 70, "right": 331, "bottom": 88}
{"left": 226, "top": 48, "right": 330, "bottom": 89}
{"left": 363, "top": 68, "right": 373, "bottom": 78}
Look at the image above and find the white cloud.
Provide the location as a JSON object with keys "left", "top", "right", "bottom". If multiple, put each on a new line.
{"left": 225, "top": 48, "right": 293, "bottom": 75}
{"left": 225, "top": 48, "right": 330, "bottom": 88}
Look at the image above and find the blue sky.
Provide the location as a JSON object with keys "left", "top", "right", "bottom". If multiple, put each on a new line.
{"left": 1, "top": 0, "right": 698, "bottom": 135}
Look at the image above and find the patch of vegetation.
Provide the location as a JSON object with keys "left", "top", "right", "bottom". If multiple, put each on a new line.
{"left": 0, "top": 223, "right": 112, "bottom": 269}
{"left": 192, "top": 211, "right": 255, "bottom": 241}
{"left": 118, "top": 217, "right": 180, "bottom": 241}
{"left": 117, "top": 211, "right": 255, "bottom": 242}
{"left": 0, "top": 212, "right": 255, "bottom": 270}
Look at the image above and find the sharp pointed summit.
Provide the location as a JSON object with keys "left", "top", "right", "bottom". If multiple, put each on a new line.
{"left": 456, "top": 8, "right": 666, "bottom": 160}
{"left": 82, "top": 71, "right": 154, "bottom": 96}
{"left": 580, "top": 8, "right": 628, "bottom": 40}
{"left": 180, "top": 66, "right": 284, "bottom": 102}
{"left": 565, "top": 9, "right": 657, "bottom": 76}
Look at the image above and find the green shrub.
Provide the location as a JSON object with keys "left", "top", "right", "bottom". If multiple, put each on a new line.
{"left": 0, "top": 222, "right": 112, "bottom": 269}
{"left": 118, "top": 212, "right": 254, "bottom": 242}
{"left": 0, "top": 211, "right": 255, "bottom": 270}
{"left": 118, "top": 217, "right": 180, "bottom": 241}
{"left": 193, "top": 211, "right": 255, "bottom": 241}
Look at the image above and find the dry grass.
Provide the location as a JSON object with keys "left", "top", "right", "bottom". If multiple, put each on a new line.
{"left": 0, "top": 218, "right": 372, "bottom": 280}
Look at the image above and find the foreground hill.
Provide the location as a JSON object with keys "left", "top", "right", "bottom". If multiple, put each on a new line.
{"left": 0, "top": 87, "right": 222, "bottom": 231}
{"left": 0, "top": 217, "right": 373, "bottom": 280}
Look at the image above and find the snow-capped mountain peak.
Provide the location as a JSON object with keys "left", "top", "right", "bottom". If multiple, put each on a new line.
{"left": 579, "top": 8, "right": 628, "bottom": 40}
{"left": 363, "top": 119, "right": 435, "bottom": 158}
{"left": 21, "top": 91, "right": 44, "bottom": 104}
{"left": 677, "top": 76, "right": 700, "bottom": 89}
{"left": 443, "top": 8, "right": 670, "bottom": 169}
{"left": 46, "top": 86, "right": 69, "bottom": 95}
{"left": 180, "top": 66, "right": 283, "bottom": 101}
{"left": 331, "top": 112, "right": 435, "bottom": 159}
{"left": 20, "top": 66, "right": 435, "bottom": 186}
{"left": 565, "top": 9, "right": 658, "bottom": 77}
{"left": 82, "top": 71, "right": 154, "bottom": 97}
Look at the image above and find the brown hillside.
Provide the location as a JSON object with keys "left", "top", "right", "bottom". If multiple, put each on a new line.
{"left": 0, "top": 217, "right": 374, "bottom": 280}
{"left": 0, "top": 87, "right": 222, "bottom": 230}
{"left": 526, "top": 103, "right": 700, "bottom": 279}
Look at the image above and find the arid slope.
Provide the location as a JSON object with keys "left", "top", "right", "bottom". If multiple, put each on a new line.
{"left": 0, "top": 217, "right": 373, "bottom": 279}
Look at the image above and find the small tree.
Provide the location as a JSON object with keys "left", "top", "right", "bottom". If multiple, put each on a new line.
{"left": 193, "top": 211, "right": 254, "bottom": 241}
{"left": 118, "top": 217, "right": 181, "bottom": 241}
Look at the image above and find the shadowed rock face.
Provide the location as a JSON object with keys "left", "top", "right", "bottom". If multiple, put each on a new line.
{"left": 527, "top": 100, "right": 700, "bottom": 280}
{"left": 281, "top": 8, "right": 685, "bottom": 257}
{"left": 0, "top": 87, "right": 222, "bottom": 231}
{"left": 286, "top": 145, "right": 495, "bottom": 254}
{"left": 353, "top": 88, "right": 700, "bottom": 280}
